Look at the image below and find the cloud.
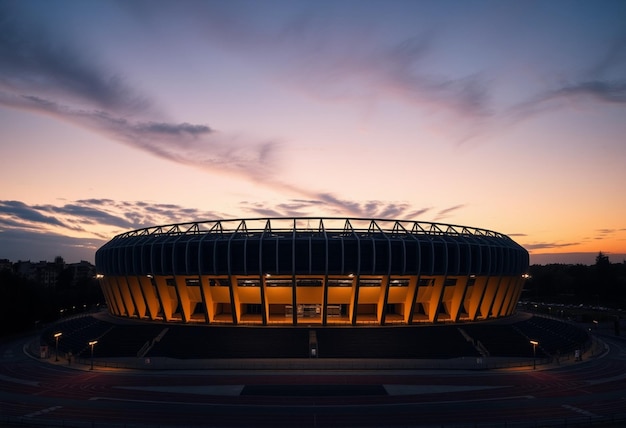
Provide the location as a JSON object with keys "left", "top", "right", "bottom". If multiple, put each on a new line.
{"left": 524, "top": 241, "right": 581, "bottom": 251}
{"left": 0, "top": 91, "right": 278, "bottom": 180}
{"left": 508, "top": 36, "right": 626, "bottom": 123}
{"left": 125, "top": 2, "right": 493, "bottom": 123}
{"left": 240, "top": 197, "right": 442, "bottom": 221}
{"left": 241, "top": 204, "right": 285, "bottom": 218}
{"left": 433, "top": 204, "right": 466, "bottom": 221}
{"left": 0, "top": 5, "right": 147, "bottom": 114}
{"left": 0, "top": 199, "right": 225, "bottom": 240}
{"left": 39, "top": 203, "right": 136, "bottom": 230}
{"left": 592, "top": 228, "right": 626, "bottom": 242}
{"left": 133, "top": 122, "right": 213, "bottom": 137}
{"left": 0, "top": 3, "right": 279, "bottom": 181}
{"left": 273, "top": 21, "right": 492, "bottom": 117}
{"left": 404, "top": 207, "right": 432, "bottom": 219}
{"left": 0, "top": 201, "right": 67, "bottom": 229}
{"left": 586, "top": 35, "right": 626, "bottom": 80}
{"left": 552, "top": 80, "right": 626, "bottom": 104}
{"left": 378, "top": 36, "right": 491, "bottom": 114}
{"left": 512, "top": 81, "right": 626, "bottom": 121}
{"left": 0, "top": 229, "right": 105, "bottom": 263}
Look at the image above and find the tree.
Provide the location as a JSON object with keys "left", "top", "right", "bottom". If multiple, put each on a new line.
{"left": 595, "top": 252, "right": 610, "bottom": 268}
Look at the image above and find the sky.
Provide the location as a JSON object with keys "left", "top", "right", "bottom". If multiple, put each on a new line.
{"left": 1, "top": 0, "right": 625, "bottom": 266}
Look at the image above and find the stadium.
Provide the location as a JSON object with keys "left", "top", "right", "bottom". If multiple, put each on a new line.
{"left": 94, "top": 217, "right": 530, "bottom": 326}
{"left": 39, "top": 217, "right": 596, "bottom": 365}
{"left": 22, "top": 218, "right": 618, "bottom": 428}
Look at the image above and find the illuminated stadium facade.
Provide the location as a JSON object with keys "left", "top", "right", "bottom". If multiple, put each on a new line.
{"left": 95, "top": 218, "right": 529, "bottom": 326}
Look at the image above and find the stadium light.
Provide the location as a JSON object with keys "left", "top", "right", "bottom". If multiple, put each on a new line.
{"left": 88, "top": 340, "right": 98, "bottom": 370}
{"left": 530, "top": 340, "right": 539, "bottom": 369}
{"left": 53, "top": 332, "right": 62, "bottom": 362}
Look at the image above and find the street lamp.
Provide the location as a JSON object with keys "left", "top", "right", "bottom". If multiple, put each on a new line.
{"left": 530, "top": 340, "right": 539, "bottom": 370}
{"left": 53, "top": 332, "right": 62, "bottom": 362}
{"left": 88, "top": 340, "right": 98, "bottom": 370}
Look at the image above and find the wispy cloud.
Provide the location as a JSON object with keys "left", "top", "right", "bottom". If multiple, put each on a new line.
{"left": 0, "top": 229, "right": 105, "bottom": 263}
{"left": 281, "top": 31, "right": 492, "bottom": 117}
{"left": 593, "top": 228, "right": 626, "bottom": 241}
{"left": 0, "top": 201, "right": 67, "bottom": 228}
{"left": 525, "top": 241, "right": 581, "bottom": 251}
{"left": 122, "top": 2, "right": 493, "bottom": 134}
{"left": 0, "top": 3, "right": 278, "bottom": 181}
{"left": 0, "top": 4, "right": 147, "bottom": 114}
{"left": 508, "top": 35, "right": 626, "bottom": 122}
{"left": 433, "top": 204, "right": 466, "bottom": 221}
{"left": 240, "top": 196, "right": 440, "bottom": 221}
{"left": 0, "top": 199, "right": 224, "bottom": 240}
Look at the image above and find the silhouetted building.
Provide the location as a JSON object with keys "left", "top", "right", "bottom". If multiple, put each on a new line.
{"left": 9, "top": 257, "right": 95, "bottom": 288}
{"left": 68, "top": 260, "right": 97, "bottom": 284}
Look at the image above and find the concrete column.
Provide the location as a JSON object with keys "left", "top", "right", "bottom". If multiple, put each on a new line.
{"left": 112, "top": 276, "right": 131, "bottom": 317}
{"left": 349, "top": 276, "right": 358, "bottom": 325}
{"left": 450, "top": 276, "right": 469, "bottom": 322}
{"left": 137, "top": 275, "right": 159, "bottom": 320}
{"left": 492, "top": 276, "right": 511, "bottom": 317}
{"left": 173, "top": 276, "right": 191, "bottom": 322}
{"left": 428, "top": 276, "right": 445, "bottom": 323}
{"left": 153, "top": 276, "right": 173, "bottom": 321}
{"left": 480, "top": 276, "right": 501, "bottom": 320}
{"left": 378, "top": 276, "right": 391, "bottom": 325}
{"left": 126, "top": 276, "right": 147, "bottom": 318}
{"left": 468, "top": 276, "right": 488, "bottom": 320}
{"left": 228, "top": 276, "right": 240, "bottom": 324}
{"left": 102, "top": 277, "right": 121, "bottom": 316}
{"left": 405, "top": 276, "right": 419, "bottom": 324}
{"left": 198, "top": 275, "right": 213, "bottom": 323}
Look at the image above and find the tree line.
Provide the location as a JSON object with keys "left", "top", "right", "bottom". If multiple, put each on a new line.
{"left": 0, "top": 268, "right": 104, "bottom": 338}
{"left": 524, "top": 252, "right": 626, "bottom": 310}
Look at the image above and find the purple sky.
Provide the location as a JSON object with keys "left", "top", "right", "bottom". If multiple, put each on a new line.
{"left": 1, "top": 0, "right": 625, "bottom": 265}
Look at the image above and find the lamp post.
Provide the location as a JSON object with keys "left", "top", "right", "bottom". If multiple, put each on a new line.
{"left": 530, "top": 340, "right": 539, "bottom": 370}
{"left": 88, "top": 340, "right": 98, "bottom": 370}
{"left": 53, "top": 332, "right": 62, "bottom": 362}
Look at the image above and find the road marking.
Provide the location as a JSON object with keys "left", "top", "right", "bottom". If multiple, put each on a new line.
{"left": 586, "top": 372, "right": 626, "bottom": 385}
{"left": 24, "top": 406, "right": 62, "bottom": 418}
{"left": 116, "top": 384, "right": 245, "bottom": 396}
{"left": 562, "top": 404, "right": 599, "bottom": 418}
{"left": 0, "top": 373, "right": 39, "bottom": 387}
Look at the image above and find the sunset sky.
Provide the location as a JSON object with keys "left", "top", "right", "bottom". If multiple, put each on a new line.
{"left": 1, "top": 0, "right": 625, "bottom": 266}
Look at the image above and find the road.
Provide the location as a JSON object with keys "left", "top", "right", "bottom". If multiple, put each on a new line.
{"left": 1, "top": 333, "right": 625, "bottom": 427}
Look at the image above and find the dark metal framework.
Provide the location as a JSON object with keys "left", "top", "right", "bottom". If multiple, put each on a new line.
{"left": 96, "top": 217, "right": 528, "bottom": 277}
